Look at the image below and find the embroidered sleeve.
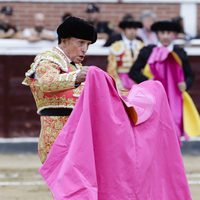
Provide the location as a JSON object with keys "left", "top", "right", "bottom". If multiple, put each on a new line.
{"left": 36, "top": 60, "right": 79, "bottom": 92}
{"left": 107, "top": 54, "right": 124, "bottom": 90}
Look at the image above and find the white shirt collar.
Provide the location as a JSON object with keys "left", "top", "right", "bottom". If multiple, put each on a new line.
{"left": 157, "top": 42, "right": 174, "bottom": 52}
{"left": 122, "top": 34, "right": 136, "bottom": 50}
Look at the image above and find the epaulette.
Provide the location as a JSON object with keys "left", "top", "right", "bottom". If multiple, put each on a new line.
{"left": 110, "top": 41, "right": 125, "bottom": 55}
{"left": 24, "top": 48, "right": 69, "bottom": 78}
{"left": 135, "top": 39, "right": 145, "bottom": 49}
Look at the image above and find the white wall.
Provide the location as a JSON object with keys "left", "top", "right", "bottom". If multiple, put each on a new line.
{"left": 180, "top": 3, "right": 197, "bottom": 37}
{"left": 0, "top": 0, "right": 200, "bottom": 2}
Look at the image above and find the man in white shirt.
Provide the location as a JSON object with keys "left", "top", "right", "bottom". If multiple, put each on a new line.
{"left": 137, "top": 10, "right": 158, "bottom": 45}
{"left": 20, "top": 12, "right": 56, "bottom": 42}
{"left": 107, "top": 18, "right": 144, "bottom": 91}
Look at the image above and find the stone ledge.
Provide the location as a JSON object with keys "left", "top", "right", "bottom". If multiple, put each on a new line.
{"left": 0, "top": 137, "right": 200, "bottom": 154}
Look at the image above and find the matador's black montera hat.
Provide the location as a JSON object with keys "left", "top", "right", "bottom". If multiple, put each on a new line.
{"left": 119, "top": 19, "right": 143, "bottom": 29}
{"left": 151, "top": 20, "right": 181, "bottom": 33}
{"left": 57, "top": 16, "right": 97, "bottom": 44}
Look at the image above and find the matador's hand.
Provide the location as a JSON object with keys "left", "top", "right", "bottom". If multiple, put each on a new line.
{"left": 75, "top": 66, "right": 89, "bottom": 84}
{"left": 178, "top": 81, "right": 186, "bottom": 92}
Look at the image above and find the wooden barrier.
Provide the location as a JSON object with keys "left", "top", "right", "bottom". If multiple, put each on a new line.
{"left": 0, "top": 39, "right": 199, "bottom": 137}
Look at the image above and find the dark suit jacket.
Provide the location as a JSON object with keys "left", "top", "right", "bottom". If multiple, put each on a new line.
{"left": 89, "top": 21, "right": 113, "bottom": 36}
{"left": 128, "top": 44, "right": 194, "bottom": 89}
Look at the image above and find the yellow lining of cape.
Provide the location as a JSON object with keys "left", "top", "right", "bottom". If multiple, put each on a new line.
{"left": 142, "top": 52, "right": 200, "bottom": 137}
{"left": 183, "top": 92, "right": 200, "bottom": 136}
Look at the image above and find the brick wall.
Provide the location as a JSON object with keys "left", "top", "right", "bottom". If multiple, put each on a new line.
{"left": 0, "top": 2, "right": 181, "bottom": 31}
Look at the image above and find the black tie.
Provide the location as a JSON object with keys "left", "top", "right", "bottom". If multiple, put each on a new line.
{"left": 70, "top": 61, "right": 77, "bottom": 69}
{"left": 130, "top": 42, "right": 134, "bottom": 57}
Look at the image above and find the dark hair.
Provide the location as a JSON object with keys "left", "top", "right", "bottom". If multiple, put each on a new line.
{"left": 122, "top": 13, "right": 134, "bottom": 21}
{"left": 62, "top": 12, "right": 72, "bottom": 22}
{"left": 86, "top": 3, "right": 100, "bottom": 13}
{"left": 171, "top": 16, "right": 184, "bottom": 33}
{"left": 1, "top": 6, "right": 13, "bottom": 15}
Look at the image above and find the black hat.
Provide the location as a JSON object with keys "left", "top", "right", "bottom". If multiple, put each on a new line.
{"left": 57, "top": 16, "right": 97, "bottom": 44}
{"left": 119, "top": 19, "right": 143, "bottom": 29}
{"left": 86, "top": 3, "right": 99, "bottom": 13}
{"left": 151, "top": 20, "right": 181, "bottom": 33}
{"left": 122, "top": 13, "right": 134, "bottom": 21}
{"left": 1, "top": 6, "right": 13, "bottom": 15}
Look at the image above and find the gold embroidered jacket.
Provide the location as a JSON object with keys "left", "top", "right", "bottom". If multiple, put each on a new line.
{"left": 107, "top": 40, "right": 144, "bottom": 90}
{"left": 22, "top": 47, "right": 83, "bottom": 114}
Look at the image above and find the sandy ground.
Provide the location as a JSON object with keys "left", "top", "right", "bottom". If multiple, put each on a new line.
{"left": 0, "top": 154, "right": 199, "bottom": 200}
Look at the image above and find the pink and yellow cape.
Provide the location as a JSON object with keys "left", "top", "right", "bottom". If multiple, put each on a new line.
{"left": 143, "top": 46, "right": 200, "bottom": 137}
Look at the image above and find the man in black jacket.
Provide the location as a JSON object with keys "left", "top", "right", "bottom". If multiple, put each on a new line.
{"left": 0, "top": 6, "right": 17, "bottom": 38}
{"left": 129, "top": 20, "right": 200, "bottom": 139}
{"left": 129, "top": 20, "right": 193, "bottom": 89}
{"left": 85, "top": 3, "right": 113, "bottom": 40}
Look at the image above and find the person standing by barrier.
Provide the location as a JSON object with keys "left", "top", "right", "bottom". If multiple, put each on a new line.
{"left": 107, "top": 18, "right": 144, "bottom": 92}
{"left": 129, "top": 20, "right": 200, "bottom": 139}
{"left": 0, "top": 6, "right": 17, "bottom": 38}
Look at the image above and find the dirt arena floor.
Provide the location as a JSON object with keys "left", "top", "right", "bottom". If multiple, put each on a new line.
{"left": 0, "top": 153, "right": 199, "bottom": 200}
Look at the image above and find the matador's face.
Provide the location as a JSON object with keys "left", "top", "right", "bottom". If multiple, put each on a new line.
{"left": 124, "top": 27, "right": 138, "bottom": 41}
{"left": 157, "top": 31, "right": 176, "bottom": 47}
{"left": 62, "top": 37, "right": 91, "bottom": 64}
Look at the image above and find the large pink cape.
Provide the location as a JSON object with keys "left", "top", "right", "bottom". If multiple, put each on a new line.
{"left": 39, "top": 67, "right": 191, "bottom": 200}
{"left": 118, "top": 72, "right": 135, "bottom": 90}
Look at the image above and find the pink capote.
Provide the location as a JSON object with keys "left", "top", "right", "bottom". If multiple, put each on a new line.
{"left": 39, "top": 67, "right": 191, "bottom": 200}
{"left": 148, "top": 46, "right": 185, "bottom": 138}
{"left": 118, "top": 73, "right": 135, "bottom": 90}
